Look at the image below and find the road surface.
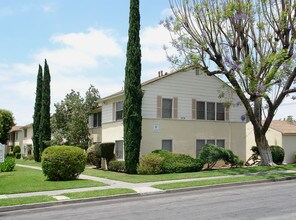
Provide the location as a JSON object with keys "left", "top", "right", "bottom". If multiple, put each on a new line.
{"left": 1, "top": 180, "right": 296, "bottom": 220}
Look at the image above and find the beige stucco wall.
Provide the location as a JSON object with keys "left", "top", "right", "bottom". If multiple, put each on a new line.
{"left": 89, "top": 127, "right": 102, "bottom": 143}
{"left": 282, "top": 135, "right": 296, "bottom": 164}
{"left": 101, "top": 121, "right": 123, "bottom": 143}
{"left": 141, "top": 119, "right": 247, "bottom": 160}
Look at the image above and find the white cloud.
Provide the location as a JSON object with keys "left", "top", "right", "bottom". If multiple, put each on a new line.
{"left": 141, "top": 25, "right": 172, "bottom": 63}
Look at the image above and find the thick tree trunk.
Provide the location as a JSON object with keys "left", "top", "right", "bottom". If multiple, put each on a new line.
{"left": 254, "top": 132, "right": 275, "bottom": 166}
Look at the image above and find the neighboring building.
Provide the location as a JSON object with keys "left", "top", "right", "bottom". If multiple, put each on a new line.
{"left": 247, "top": 120, "right": 296, "bottom": 164}
{"left": 8, "top": 124, "right": 33, "bottom": 156}
{"left": 89, "top": 68, "right": 248, "bottom": 161}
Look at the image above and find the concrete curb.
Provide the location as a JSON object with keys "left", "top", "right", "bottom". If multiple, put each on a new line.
{"left": 1, "top": 176, "right": 296, "bottom": 213}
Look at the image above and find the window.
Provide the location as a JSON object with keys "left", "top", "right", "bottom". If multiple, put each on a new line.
{"left": 206, "top": 139, "right": 215, "bottom": 145}
{"left": 196, "top": 101, "right": 205, "bottom": 119}
{"left": 15, "top": 132, "right": 18, "bottom": 141}
{"left": 216, "top": 103, "right": 225, "bottom": 120}
{"left": 196, "top": 139, "right": 206, "bottom": 157}
{"left": 162, "top": 98, "right": 172, "bottom": 118}
{"left": 162, "top": 139, "right": 172, "bottom": 152}
{"left": 116, "top": 101, "right": 123, "bottom": 121}
{"left": 207, "top": 102, "right": 215, "bottom": 120}
{"left": 196, "top": 101, "right": 225, "bottom": 121}
{"left": 216, "top": 139, "right": 225, "bottom": 148}
{"left": 115, "top": 140, "right": 124, "bottom": 160}
{"left": 93, "top": 112, "right": 102, "bottom": 127}
{"left": 24, "top": 128, "right": 27, "bottom": 138}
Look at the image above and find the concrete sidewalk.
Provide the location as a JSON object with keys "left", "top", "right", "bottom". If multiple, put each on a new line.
{"left": 1, "top": 164, "right": 295, "bottom": 200}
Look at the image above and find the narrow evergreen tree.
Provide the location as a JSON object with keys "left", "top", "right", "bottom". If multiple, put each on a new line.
{"left": 39, "top": 59, "right": 51, "bottom": 156}
{"left": 32, "top": 65, "right": 43, "bottom": 162}
{"left": 123, "top": 0, "right": 142, "bottom": 174}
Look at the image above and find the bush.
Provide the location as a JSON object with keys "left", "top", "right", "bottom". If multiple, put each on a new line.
{"left": 137, "top": 153, "right": 164, "bottom": 174}
{"left": 198, "top": 144, "right": 243, "bottom": 169}
{"left": 109, "top": 160, "right": 125, "bottom": 172}
{"left": 23, "top": 155, "right": 34, "bottom": 160}
{"left": 100, "top": 142, "right": 115, "bottom": 164}
{"left": 86, "top": 143, "right": 101, "bottom": 168}
{"left": 222, "top": 149, "right": 244, "bottom": 167}
{"left": 198, "top": 144, "right": 224, "bottom": 169}
{"left": 15, "top": 153, "right": 21, "bottom": 159}
{"left": 6, "top": 152, "right": 14, "bottom": 157}
{"left": 270, "top": 145, "right": 285, "bottom": 165}
{"left": 249, "top": 145, "right": 285, "bottom": 165}
{"left": 13, "top": 146, "right": 21, "bottom": 155}
{"left": 0, "top": 156, "right": 16, "bottom": 172}
{"left": 41, "top": 146, "right": 86, "bottom": 181}
{"left": 152, "top": 150, "right": 203, "bottom": 173}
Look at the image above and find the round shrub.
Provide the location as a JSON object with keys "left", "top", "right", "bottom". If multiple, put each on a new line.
{"left": 0, "top": 156, "right": 16, "bottom": 172}
{"left": 86, "top": 143, "right": 101, "bottom": 168}
{"left": 42, "top": 146, "right": 86, "bottom": 181}
{"left": 137, "top": 153, "right": 164, "bottom": 175}
{"left": 270, "top": 145, "right": 285, "bottom": 165}
{"left": 15, "top": 153, "right": 21, "bottom": 159}
{"left": 13, "top": 146, "right": 21, "bottom": 156}
{"left": 152, "top": 150, "right": 203, "bottom": 173}
{"left": 109, "top": 160, "right": 125, "bottom": 172}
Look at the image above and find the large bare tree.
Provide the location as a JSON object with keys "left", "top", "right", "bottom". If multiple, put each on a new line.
{"left": 163, "top": 0, "right": 296, "bottom": 165}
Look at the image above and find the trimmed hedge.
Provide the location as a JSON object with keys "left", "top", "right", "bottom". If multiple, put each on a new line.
{"left": 86, "top": 143, "right": 101, "bottom": 168}
{"left": 13, "top": 146, "right": 21, "bottom": 156}
{"left": 15, "top": 153, "right": 21, "bottom": 159}
{"left": 0, "top": 156, "right": 15, "bottom": 172}
{"left": 137, "top": 153, "right": 164, "bottom": 174}
{"left": 109, "top": 160, "right": 125, "bottom": 172}
{"left": 100, "top": 142, "right": 115, "bottom": 163}
{"left": 152, "top": 150, "right": 203, "bottom": 173}
{"left": 42, "top": 145, "right": 86, "bottom": 181}
{"left": 270, "top": 145, "right": 285, "bottom": 165}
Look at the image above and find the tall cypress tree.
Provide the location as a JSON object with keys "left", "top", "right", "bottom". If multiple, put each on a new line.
{"left": 32, "top": 65, "right": 43, "bottom": 162}
{"left": 39, "top": 59, "right": 51, "bottom": 156}
{"left": 123, "top": 0, "right": 142, "bottom": 174}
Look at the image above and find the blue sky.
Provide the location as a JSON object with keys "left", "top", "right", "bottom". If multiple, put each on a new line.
{"left": 0, "top": 0, "right": 295, "bottom": 125}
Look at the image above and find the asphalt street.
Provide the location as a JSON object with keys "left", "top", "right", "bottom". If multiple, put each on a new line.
{"left": 1, "top": 180, "right": 296, "bottom": 220}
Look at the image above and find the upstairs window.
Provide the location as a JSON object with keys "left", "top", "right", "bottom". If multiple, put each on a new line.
{"left": 24, "top": 128, "right": 27, "bottom": 138}
{"left": 116, "top": 101, "right": 123, "bottom": 121}
{"left": 162, "top": 98, "right": 172, "bottom": 119}
{"left": 93, "top": 112, "right": 102, "bottom": 127}
{"left": 216, "top": 103, "right": 225, "bottom": 121}
{"left": 196, "top": 101, "right": 205, "bottom": 120}
{"left": 206, "top": 102, "right": 215, "bottom": 120}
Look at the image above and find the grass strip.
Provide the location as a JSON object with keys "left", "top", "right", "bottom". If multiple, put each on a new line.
{"left": 0, "top": 167, "right": 107, "bottom": 194}
{"left": 62, "top": 188, "right": 135, "bottom": 199}
{"left": 153, "top": 173, "right": 296, "bottom": 190}
{"left": 16, "top": 159, "right": 42, "bottom": 167}
{"left": 83, "top": 164, "right": 296, "bottom": 183}
{"left": 0, "top": 196, "right": 56, "bottom": 207}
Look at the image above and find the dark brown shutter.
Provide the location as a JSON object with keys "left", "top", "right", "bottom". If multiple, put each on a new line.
{"left": 173, "top": 97, "right": 178, "bottom": 119}
{"left": 192, "top": 99, "right": 196, "bottom": 119}
{"left": 157, "top": 96, "right": 162, "bottom": 118}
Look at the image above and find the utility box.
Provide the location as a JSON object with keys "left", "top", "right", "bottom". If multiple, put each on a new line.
{"left": 0, "top": 143, "right": 5, "bottom": 163}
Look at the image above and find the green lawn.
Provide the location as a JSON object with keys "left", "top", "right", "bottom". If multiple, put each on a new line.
{"left": 0, "top": 166, "right": 107, "bottom": 194}
{"left": 62, "top": 188, "right": 135, "bottom": 199}
{"left": 153, "top": 173, "right": 296, "bottom": 190}
{"left": 16, "top": 159, "right": 42, "bottom": 167}
{"left": 0, "top": 196, "right": 56, "bottom": 207}
{"left": 83, "top": 164, "right": 296, "bottom": 183}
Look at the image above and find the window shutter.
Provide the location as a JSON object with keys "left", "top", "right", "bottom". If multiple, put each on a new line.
{"left": 88, "top": 114, "right": 93, "bottom": 128}
{"left": 192, "top": 99, "right": 196, "bottom": 119}
{"left": 112, "top": 102, "right": 116, "bottom": 121}
{"left": 173, "top": 97, "right": 178, "bottom": 119}
{"left": 157, "top": 96, "right": 162, "bottom": 118}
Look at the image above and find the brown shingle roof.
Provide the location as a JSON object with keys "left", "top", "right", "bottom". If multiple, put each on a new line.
{"left": 9, "top": 126, "right": 22, "bottom": 132}
{"left": 269, "top": 120, "right": 296, "bottom": 135}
